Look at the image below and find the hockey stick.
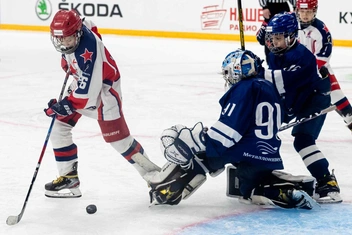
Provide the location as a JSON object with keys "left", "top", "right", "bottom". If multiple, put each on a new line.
{"left": 6, "top": 71, "right": 70, "bottom": 226}
{"left": 237, "top": 0, "right": 245, "bottom": 50}
{"left": 279, "top": 105, "right": 336, "bottom": 132}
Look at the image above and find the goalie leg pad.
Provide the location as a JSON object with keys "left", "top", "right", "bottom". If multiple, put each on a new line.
{"left": 149, "top": 162, "right": 206, "bottom": 205}
{"left": 249, "top": 190, "right": 319, "bottom": 210}
{"left": 227, "top": 166, "right": 316, "bottom": 198}
{"left": 149, "top": 162, "right": 185, "bottom": 205}
{"left": 226, "top": 165, "right": 319, "bottom": 209}
{"left": 226, "top": 165, "right": 242, "bottom": 198}
{"left": 226, "top": 163, "right": 273, "bottom": 199}
{"left": 182, "top": 173, "right": 207, "bottom": 200}
{"left": 271, "top": 170, "right": 316, "bottom": 196}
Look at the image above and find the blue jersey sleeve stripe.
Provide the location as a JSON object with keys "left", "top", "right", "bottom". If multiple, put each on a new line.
{"left": 273, "top": 70, "right": 286, "bottom": 95}
{"left": 212, "top": 121, "right": 242, "bottom": 142}
{"left": 208, "top": 128, "right": 234, "bottom": 148}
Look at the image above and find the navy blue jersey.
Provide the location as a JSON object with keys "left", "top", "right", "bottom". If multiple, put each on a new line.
{"left": 264, "top": 42, "right": 330, "bottom": 117}
{"left": 205, "top": 78, "right": 284, "bottom": 170}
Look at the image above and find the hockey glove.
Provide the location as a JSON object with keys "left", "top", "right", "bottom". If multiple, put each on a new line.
{"left": 47, "top": 98, "right": 58, "bottom": 108}
{"left": 160, "top": 122, "right": 206, "bottom": 168}
{"left": 256, "top": 21, "right": 267, "bottom": 46}
{"left": 319, "top": 66, "right": 329, "bottom": 79}
{"left": 44, "top": 97, "right": 75, "bottom": 117}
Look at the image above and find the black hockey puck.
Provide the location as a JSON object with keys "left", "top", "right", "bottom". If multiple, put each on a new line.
{"left": 86, "top": 204, "right": 97, "bottom": 214}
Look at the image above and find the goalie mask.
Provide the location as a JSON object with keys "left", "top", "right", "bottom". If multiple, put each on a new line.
{"left": 221, "top": 49, "right": 260, "bottom": 90}
{"left": 50, "top": 10, "right": 83, "bottom": 54}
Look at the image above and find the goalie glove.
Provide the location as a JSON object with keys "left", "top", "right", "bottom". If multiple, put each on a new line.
{"left": 160, "top": 122, "right": 206, "bottom": 168}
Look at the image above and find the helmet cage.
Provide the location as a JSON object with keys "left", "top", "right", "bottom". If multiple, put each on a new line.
{"left": 50, "top": 10, "right": 83, "bottom": 54}
{"left": 50, "top": 31, "right": 82, "bottom": 54}
{"left": 265, "top": 12, "right": 298, "bottom": 54}
{"left": 265, "top": 31, "right": 297, "bottom": 54}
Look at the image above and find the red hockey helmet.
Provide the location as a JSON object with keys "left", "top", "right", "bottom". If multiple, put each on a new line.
{"left": 296, "top": 0, "right": 318, "bottom": 27}
{"left": 296, "top": 0, "right": 318, "bottom": 10}
{"left": 50, "top": 10, "right": 83, "bottom": 54}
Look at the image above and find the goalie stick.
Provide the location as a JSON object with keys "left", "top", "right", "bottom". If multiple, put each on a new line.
{"left": 237, "top": 0, "right": 245, "bottom": 50}
{"left": 279, "top": 105, "right": 336, "bottom": 132}
{"left": 6, "top": 71, "right": 71, "bottom": 226}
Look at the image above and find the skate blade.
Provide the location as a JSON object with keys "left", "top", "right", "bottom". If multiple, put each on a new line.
{"left": 45, "top": 188, "right": 82, "bottom": 198}
{"left": 316, "top": 192, "right": 343, "bottom": 204}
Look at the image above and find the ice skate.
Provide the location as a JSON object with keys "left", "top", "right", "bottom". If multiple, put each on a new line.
{"left": 314, "top": 170, "right": 342, "bottom": 204}
{"left": 45, "top": 170, "right": 81, "bottom": 198}
{"left": 264, "top": 188, "right": 319, "bottom": 210}
{"left": 284, "top": 189, "right": 319, "bottom": 210}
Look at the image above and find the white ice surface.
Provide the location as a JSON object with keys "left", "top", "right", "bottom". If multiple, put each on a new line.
{"left": 1, "top": 30, "right": 352, "bottom": 235}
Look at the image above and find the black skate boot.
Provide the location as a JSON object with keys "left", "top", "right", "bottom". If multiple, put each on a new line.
{"left": 45, "top": 163, "right": 81, "bottom": 198}
{"left": 315, "top": 170, "right": 342, "bottom": 203}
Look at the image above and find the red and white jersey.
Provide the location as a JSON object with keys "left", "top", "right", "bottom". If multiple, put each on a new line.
{"left": 297, "top": 18, "right": 333, "bottom": 69}
{"left": 61, "top": 20, "right": 122, "bottom": 121}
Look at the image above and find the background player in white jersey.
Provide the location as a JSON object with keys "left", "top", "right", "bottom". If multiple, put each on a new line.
{"left": 44, "top": 10, "right": 160, "bottom": 198}
{"left": 296, "top": 0, "right": 352, "bottom": 130}
{"left": 147, "top": 49, "right": 317, "bottom": 210}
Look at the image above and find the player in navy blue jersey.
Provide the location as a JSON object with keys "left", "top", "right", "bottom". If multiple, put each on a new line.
{"left": 263, "top": 12, "right": 341, "bottom": 203}
{"left": 147, "top": 49, "right": 318, "bottom": 209}
{"left": 257, "top": 0, "right": 296, "bottom": 63}
{"left": 44, "top": 10, "right": 160, "bottom": 198}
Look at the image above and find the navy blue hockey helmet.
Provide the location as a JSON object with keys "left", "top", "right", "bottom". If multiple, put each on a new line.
{"left": 265, "top": 12, "right": 298, "bottom": 54}
{"left": 221, "top": 49, "right": 261, "bottom": 89}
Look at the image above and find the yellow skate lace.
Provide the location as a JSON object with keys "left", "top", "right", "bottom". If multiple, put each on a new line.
{"left": 52, "top": 174, "right": 78, "bottom": 184}
{"left": 278, "top": 189, "right": 290, "bottom": 202}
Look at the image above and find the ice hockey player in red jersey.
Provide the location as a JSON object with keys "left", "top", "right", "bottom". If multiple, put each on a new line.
{"left": 44, "top": 9, "right": 160, "bottom": 198}
{"left": 296, "top": 0, "right": 352, "bottom": 130}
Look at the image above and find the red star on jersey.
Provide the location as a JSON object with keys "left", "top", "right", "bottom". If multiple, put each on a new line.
{"left": 80, "top": 48, "right": 93, "bottom": 63}
{"left": 322, "top": 24, "right": 329, "bottom": 34}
